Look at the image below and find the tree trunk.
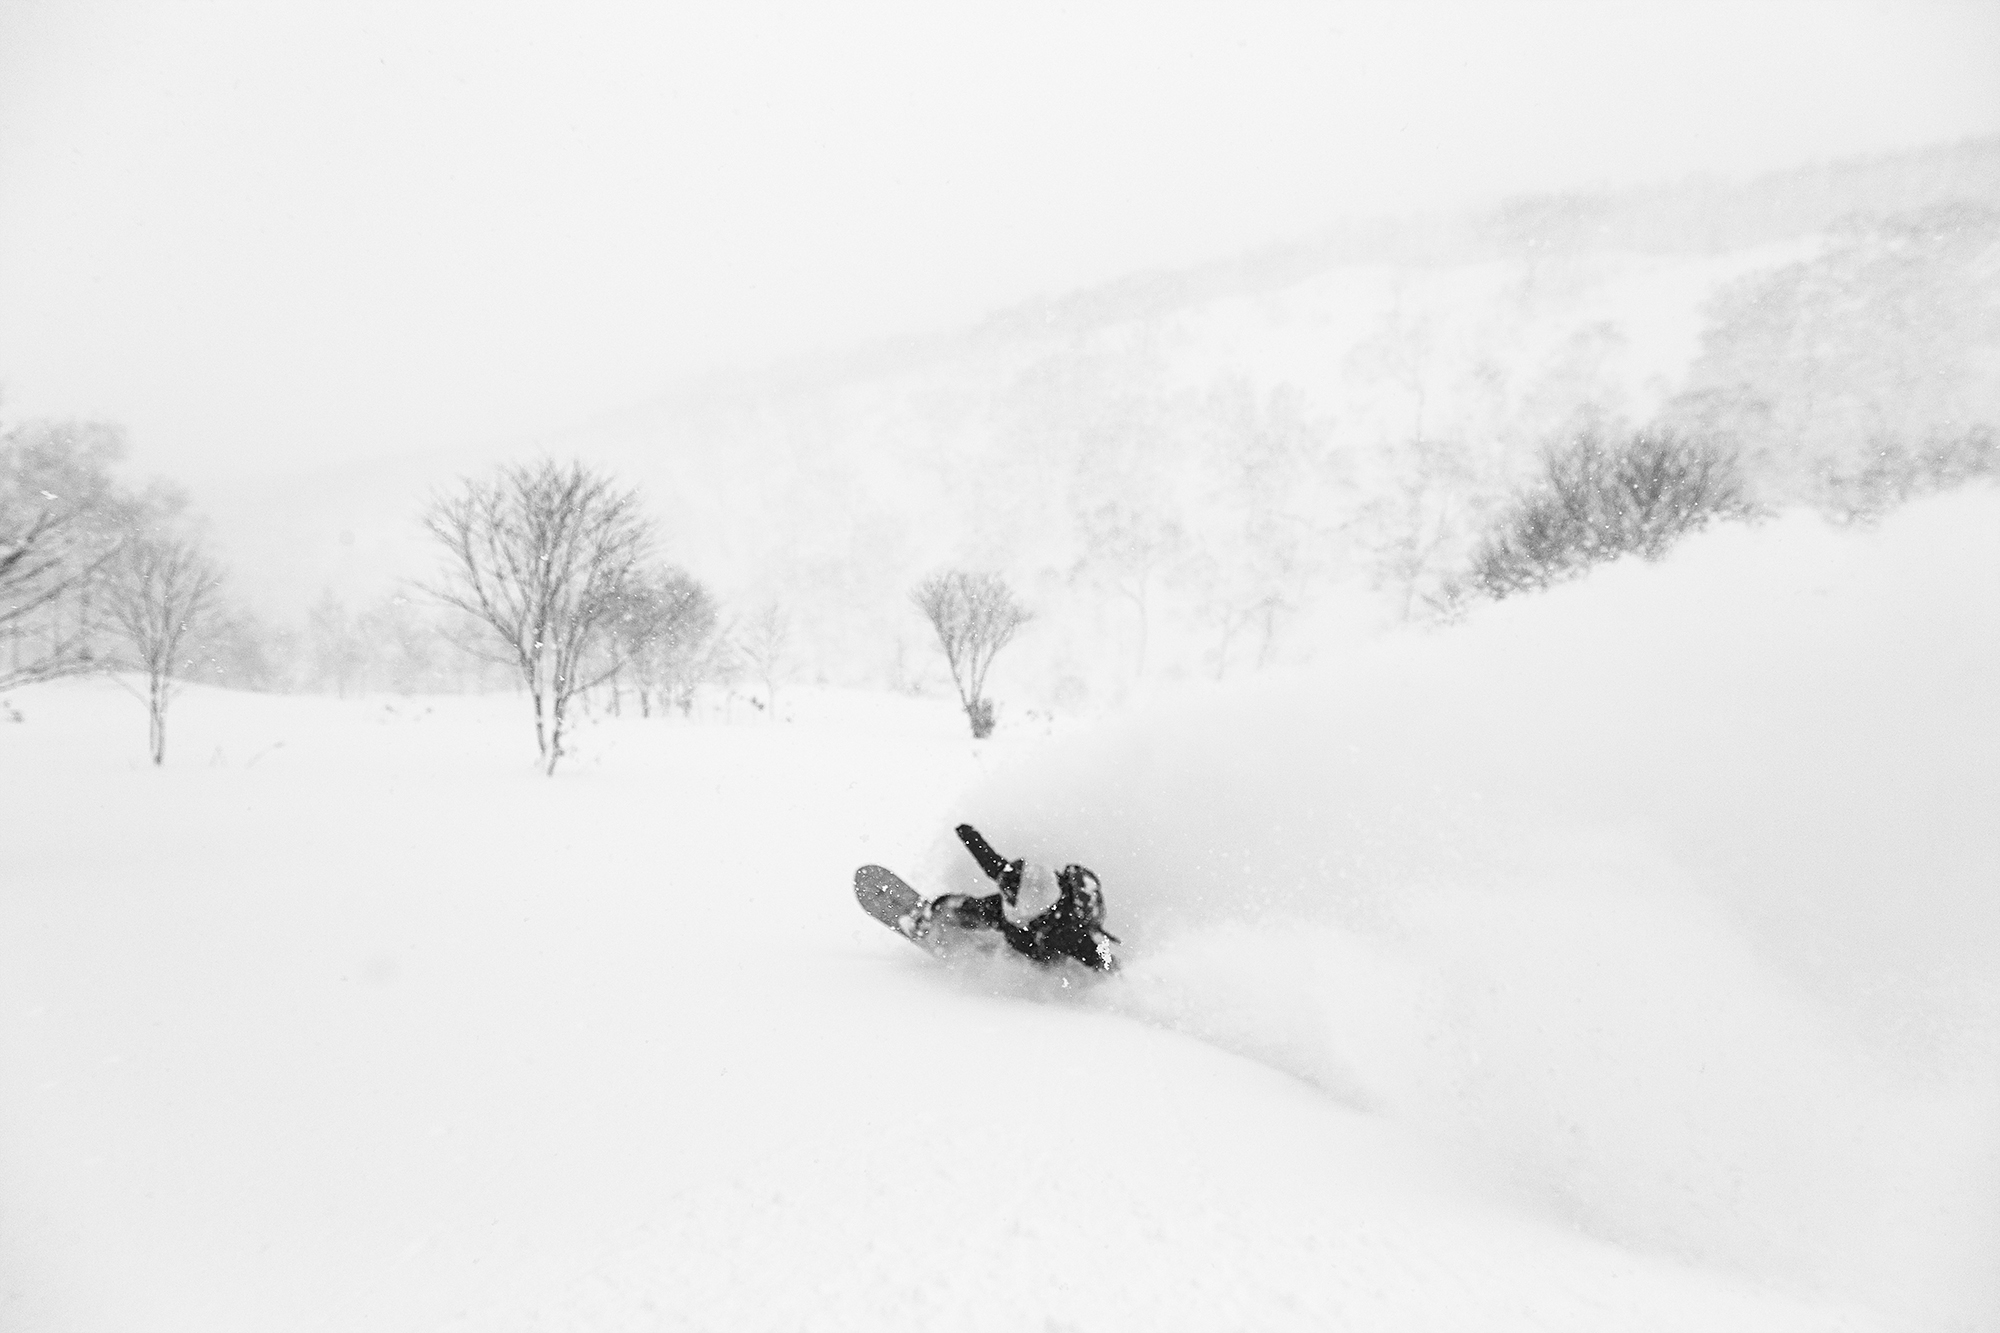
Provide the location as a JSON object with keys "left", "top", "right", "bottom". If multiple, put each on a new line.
{"left": 1121, "top": 578, "right": 1151, "bottom": 683}
{"left": 1257, "top": 603, "right": 1279, "bottom": 668}
{"left": 1214, "top": 612, "right": 1242, "bottom": 682}
{"left": 545, "top": 692, "right": 568, "bottom": 776}
{"left": 148, "top": 670, "right": 167, "bottom": 766}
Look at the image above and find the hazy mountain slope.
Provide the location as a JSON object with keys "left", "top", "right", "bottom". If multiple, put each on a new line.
{"left": 189, "top": 138, "right": 2000, "bottom": 701}
{"left": 548, "top": 140, "right": 1997, "bottom": 699}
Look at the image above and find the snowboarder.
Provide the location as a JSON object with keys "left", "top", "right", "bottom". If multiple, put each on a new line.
{"left": 908, "top": 824, "right": 1121, "bottom": 973}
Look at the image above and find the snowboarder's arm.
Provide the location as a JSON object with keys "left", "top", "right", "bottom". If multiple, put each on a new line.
{"left": 955, "top": 824, "right": 1010, "bottom": 881}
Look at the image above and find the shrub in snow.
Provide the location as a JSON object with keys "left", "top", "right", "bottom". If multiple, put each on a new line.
{"left": 1819, "top": 425, "right": 1997, "bottom": 525}
{"left": 1462, "top": 429, "right": 1755, "bottom": 601}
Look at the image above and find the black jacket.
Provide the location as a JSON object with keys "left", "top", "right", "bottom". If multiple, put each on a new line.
{"left": 938, "top": 825, "right": 1118, "bottom": 972}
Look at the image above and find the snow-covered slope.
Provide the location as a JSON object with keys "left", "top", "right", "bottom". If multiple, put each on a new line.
{"left": 3, "top": 489, "right": 1995, "bottom": 1331}
{"left": 933, "top": 487, "right": 2000, "bottom": 1326}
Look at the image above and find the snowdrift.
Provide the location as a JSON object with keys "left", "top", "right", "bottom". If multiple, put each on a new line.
{"left": 933, "top": 489, "right": 2000, "bottom": 1326}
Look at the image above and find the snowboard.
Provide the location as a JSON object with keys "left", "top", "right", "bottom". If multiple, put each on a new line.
{"left": 854, "top": 864, "right": 928, "bottom": 943}
{"left": 854, "top": 864, "right": 1008, "bottom": 961}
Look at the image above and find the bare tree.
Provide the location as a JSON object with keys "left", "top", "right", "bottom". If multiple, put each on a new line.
{"left": 1345, "top": 306, "right": 1439, "bottom": 440}
{"left": 0, "top": 420, "right": 137, "bottom": 687}
{"left": 738, "top": 602, "right": 792, "bottom": 717}
{"left": 685, "top": 629, "right": 741, "bottom": 717}
{"left": 609, "top": 565, "right": 719, "bottom": 718}
{"left": 181, "top": 605, "right": 297, "bottom": 693}
{"left": 911, "top": 571, "right": 1031, "bottom": 739}
{"left": 1073, "top": 500, "right": 1185, "bottom": 684}
{"left": 423, "top": 459, "right": 653, "bottom": 774}
{"left": 656, "top": 574, "right": 724, "bottom": 717}
{"left": 1361, "top": 434, "right": 1490, "bottom": 622}
{"left": 1187, "top": 382, "right": 1341, "bottom": 678}
{"left": 359, "top": 594, "right": 444, "bottom": 696}
{"left": 306, "top": 589, "right": 370, "bottom": 697}
{"left": 1195, "top": 575, "right": 1288, "bottom": 682}
{"left": 101, "top": 534, "right": 224, "bottom": 765}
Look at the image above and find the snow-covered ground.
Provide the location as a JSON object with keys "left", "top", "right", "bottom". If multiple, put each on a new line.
{"left": 4, "top": 491, "right": 1996, "bottom": 1332}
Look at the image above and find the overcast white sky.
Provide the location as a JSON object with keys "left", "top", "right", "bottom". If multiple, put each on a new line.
{"left": 1, "top": 0, "right": 1996, "bottom": 480}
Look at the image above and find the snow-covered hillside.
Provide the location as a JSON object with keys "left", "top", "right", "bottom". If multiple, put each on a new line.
{"left": 931, "top": 487, "right": 2000, "bottom": 1325}
{"left": 173, "top": 140, "right": 2000, "bottom": 707}
{"left": 3, "top": 488, "right": 1995, "bottom": 1331}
